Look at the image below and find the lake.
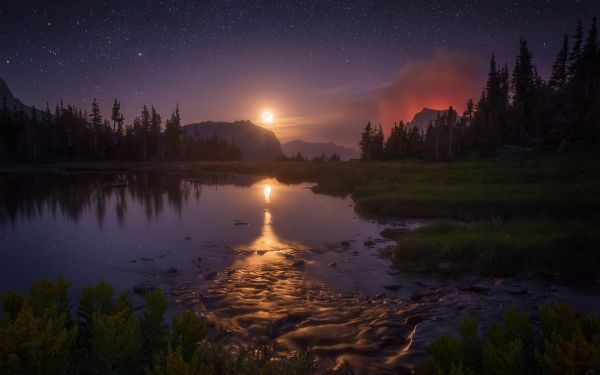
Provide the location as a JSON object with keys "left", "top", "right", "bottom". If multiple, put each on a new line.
{"left": 1, "top": 171, "right": 599, "bottom": 374}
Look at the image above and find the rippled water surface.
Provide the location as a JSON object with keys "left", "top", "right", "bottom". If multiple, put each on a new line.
{"left": 1, "top": 171, "right": 599, "bottom": 373}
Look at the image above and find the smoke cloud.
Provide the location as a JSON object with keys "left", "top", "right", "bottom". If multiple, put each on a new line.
{"left": 274, "top": 50, "right": 486, "bottom": 147}
{"left": 374, "top": 50, "right": 485, "bottom": 127}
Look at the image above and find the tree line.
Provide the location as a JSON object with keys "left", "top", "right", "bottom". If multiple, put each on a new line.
{"left": 0, "top": 99, "right": 242, "bottom": 162}
{"left": 360, "top": 17, "right": 600, "bottom": 160}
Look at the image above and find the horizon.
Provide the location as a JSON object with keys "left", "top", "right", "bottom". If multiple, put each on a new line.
{"left": 2, "top": 1, "right": 599, "bottom": 147}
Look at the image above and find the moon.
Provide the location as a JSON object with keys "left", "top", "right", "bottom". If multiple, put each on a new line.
{"left": 262, "top": 111, "right": 274, "bottom": 123}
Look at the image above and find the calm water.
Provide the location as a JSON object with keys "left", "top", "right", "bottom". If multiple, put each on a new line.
{"left": 1, "top": 171, "right": 599, "bottom": 374}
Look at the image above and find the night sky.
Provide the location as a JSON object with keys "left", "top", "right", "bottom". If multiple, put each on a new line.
{"left": 1, "top": 0, "right": 599, "bottom": 146}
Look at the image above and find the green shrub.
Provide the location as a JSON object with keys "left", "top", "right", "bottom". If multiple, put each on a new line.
{"left": 536, "top": 303, "right": 600, "bottom": 374}
{"left": 417, "top": 304, "right": 600, "bottom": 375}
{"left": 171, "top": 311, "right": 208, "bottom": 361}
{"left": 0, "top": 279, "right": 78, "bottom": 375}
{"left": 0, "top": 278, "right": 313, "bottom": 374}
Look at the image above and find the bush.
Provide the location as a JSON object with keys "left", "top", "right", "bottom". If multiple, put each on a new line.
{"left": 417, "top": 303, "right": 600, "bottom": 375}
{"left": 0, "top": 278, "right": 313, "bottom": 375}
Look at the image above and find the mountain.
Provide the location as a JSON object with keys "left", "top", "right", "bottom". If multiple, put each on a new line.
{"left": 1, "top": 78, "right": 26, "bottom": 110}
{"left": 282, "top": 140, "right": 360, "bottom": 160}
{"left": 408, "top": 107, "right": 447, "bottom": 134}
{"left": 0, "top": 78, "right": 42, "bottom": 117}
{"left": 183, "top": 120, "right": 283, "bottom": 161}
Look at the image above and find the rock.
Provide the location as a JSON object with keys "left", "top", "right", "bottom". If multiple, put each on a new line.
{"left": 140, "top": 257, "right": 154, "bottom": 261}
{"left": 374, "top": 238, "right": 387, "bottom": 243}
{"left": 128, "top": 259, "right": 137, "bottom": 263}
{"left": 328, "top": 261, "right": 337, "bottom": 267}
{"left": 166, "top": 267, "right": 178, "bottom": 274}
{"left": 502, "top": 286, "right": 528, "bottom": 295}
{"left": 341, "top": 240, "right": 351, "bottom": 248}
{"left": 234, "top": 221, "right": 249, "bottom": 226}
{"left": 100, "top": 181, "right": 128, "bottom": 188}
{"left": 292, "top": 260, "right": 306, "bottom": 267}
{"left": 384, "top": 285, "right": 402, "bottom": 291}
{"left": 364, "top": 240, "right": 375, "bottom": 247}
{"left": 205, "top": 272, "right": 218, "bottom": 280}
{"left": 351, "top": 251, "right": 360, "bottom": 256}
{"left": 133, "top": 282, "right": 160, "bottom": 294}
{"left": 465, "top": 284, "right": 491, "bottom": 294}
{"left": 185, "top": 236, "right": 192, "bottom": 240}
{"left": 197, "top": 257, "right": 202, "bottom": 262}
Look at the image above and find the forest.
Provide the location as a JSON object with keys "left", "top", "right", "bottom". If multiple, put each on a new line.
{"left": 360, "top": 17, "right": 600, "bottom": 160}
{"left": 0, "top": 99, "right": 242, "bottom": 162}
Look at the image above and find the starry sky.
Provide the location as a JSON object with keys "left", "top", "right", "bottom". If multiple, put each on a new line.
{"left": 1, "top": 0, "right": 599, "bottom": 146}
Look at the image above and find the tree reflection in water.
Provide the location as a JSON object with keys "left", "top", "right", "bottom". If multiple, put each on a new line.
{"left": 0, "top": 172, "right": 264, "bottom": 227}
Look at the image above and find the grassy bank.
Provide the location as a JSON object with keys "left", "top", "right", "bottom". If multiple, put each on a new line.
{"left": 389, "top": 220, "right": 600, "bottom": 277}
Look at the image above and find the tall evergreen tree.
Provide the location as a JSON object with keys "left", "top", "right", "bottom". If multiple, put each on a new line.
{"left": 140, "top": 105, "right": 151, "bottom": 161}
{"left": 568, "top": 20, "right": 584, "bottom": 79}
{"left": 150, "top": 106, "right": 162, "bottom": 160}
{"left": 511, "top": 38, "right": 536, "bottom": 139}
{"left": 110, "top": 99, "right": 121, "bottom": 133}
{"left": 372, "top": 124, "right": 385, "bottom": 160}
{"left": 90, "top": 98, "right": 102, "bottom": 157}
{"left": 359, "top": 121, "right": 374, "bottom": 160}
{"left": 549, "top": 34, "right": 569, "bottom": 92}
{"left": 164, "top": 104, "right": 181, "bottom": 159}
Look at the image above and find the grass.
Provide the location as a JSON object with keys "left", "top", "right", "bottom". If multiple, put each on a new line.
{"left": 391, "top": 220, "right": 600, "bottom": 278}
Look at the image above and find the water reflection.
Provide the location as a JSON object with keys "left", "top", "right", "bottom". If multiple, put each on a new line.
{"left": 263, "top": 184, "right": 272, "bottom": 204}
{"left": 0, "top": 172, "right": 265, "bottom": 226}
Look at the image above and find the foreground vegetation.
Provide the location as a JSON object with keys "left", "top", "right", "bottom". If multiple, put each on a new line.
{"left": 2, "top": 278, "right": 599, "bottom": 374}
{"left": 0, "top": 278, "right": 312, "bottom": 375}
{"left": 418, "top": 303, "right": 600, "bottom": 374}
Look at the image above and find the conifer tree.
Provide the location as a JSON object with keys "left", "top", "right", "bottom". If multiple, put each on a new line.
{"left": 90, "top": 98, "right": 102, "bottom": 157}
{"left": 568, "top": 20, "right": 584, "bottom": 79}
{"left": 549, "top": 34, "right": 569, "bottom": 92}
{"left": 359, "top": 121, "right": 373, "bottom": 160}
{"left": 511, "top": 38, "right": 536, "bottom": 140}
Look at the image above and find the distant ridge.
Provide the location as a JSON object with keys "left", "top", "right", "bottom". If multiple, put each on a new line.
{"left": 0, "top": 78, "right": 43, "bottom": 117}
{"left": 1, "top": 78, "right": 27, "bottom": 110}
{"left": 408, "top": 107, "right": 447, "bottom": 134}
{"left": 282, "top": 140, "right": 359, "bottom": 160}
{"left": 183, "top": 120, "right": 283, "bottom": 161}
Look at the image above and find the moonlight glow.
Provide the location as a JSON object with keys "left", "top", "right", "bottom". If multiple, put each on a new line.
{"left": 262, "top": 111, "right": 274, "bottom": 123}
